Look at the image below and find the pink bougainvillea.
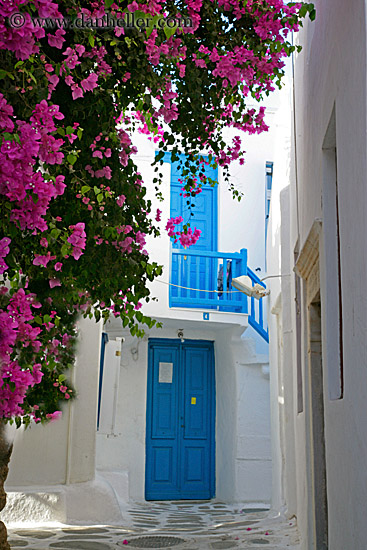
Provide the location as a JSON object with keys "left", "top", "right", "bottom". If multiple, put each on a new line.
{"left": 0, "top": 0, "right": 313, "bottom": 422}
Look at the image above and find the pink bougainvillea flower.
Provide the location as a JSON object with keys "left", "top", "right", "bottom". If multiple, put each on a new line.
{"left": 116, "top": 195, "right": 126, "bottom": 207}
{"left": 54, "top": 175, "right": 66, "bottom": 196}
{"left": 0, "top": 237, "right": 11, "bottom": 274}
{"left": 48, "top": 29, "right": 66, "bottom": 49}
{"left": 33, "top": 252, "right": 56, "bottom": 268}
{"left": 0, "top": 93, "right": 14, "bottom": 132}
{"left": 80, "top": 72, "right": 98, "bottom": 93}
{"left": 72, "top": 86, "right": 84, "bottom": 100}
{"left": 32, "top": 364, "right": 43, "bottom": 385}
{"left": 49, "top": 278, "right": 61, "bottom": 288}
{"left": 46, "top": 411, "right": 62, "bottom": 422}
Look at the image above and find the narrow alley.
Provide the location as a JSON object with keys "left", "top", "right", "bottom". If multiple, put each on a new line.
{"left": 8, "top": 502, "right": 299, "bottom": 549}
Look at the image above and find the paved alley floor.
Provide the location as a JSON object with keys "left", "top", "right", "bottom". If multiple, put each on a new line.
{"left": 8, "top": 501, "right": 300, "bottom": 549}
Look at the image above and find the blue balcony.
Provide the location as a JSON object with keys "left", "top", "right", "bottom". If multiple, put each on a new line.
{"left": 170, "top": 248, "right": 269, "bottom": 342}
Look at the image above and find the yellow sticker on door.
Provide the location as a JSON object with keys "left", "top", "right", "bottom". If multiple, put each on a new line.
{"left": 191, "top": 397, "right": 196, "bottom": 405}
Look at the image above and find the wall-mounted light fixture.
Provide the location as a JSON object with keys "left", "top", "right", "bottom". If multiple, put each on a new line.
{"left": 231, "top": 275, "right": 270, "bottom": 299}
{"left": 232, "top": 274, "right": 290, "bottom": 299}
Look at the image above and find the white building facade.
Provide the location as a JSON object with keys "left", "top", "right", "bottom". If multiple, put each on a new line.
{"left": 2, "top": 96, "right": 281, "bottom": 522}
{"left": 267, "top": 1, "right": 367, "bottom": 549}
{"left": 96, "top": 120, "right": 276, "bottom": 506}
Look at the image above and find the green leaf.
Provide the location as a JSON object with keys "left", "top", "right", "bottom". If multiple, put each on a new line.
{"left": 3, "top": 132, "right": 14, "bottom": 141}
{"left": 61, "top": 244, "right": 69, "bottom": 257}
{"left": 77, "top": 129, "right": 83, "bottom": 140}
{"left": 163, "top": 25, "right": 178, "bottom": 40}
{"left": 66, "top": 126, "right": 73, "bottom": 135}
{"left": 105, "top": 0, "right": 114, "bottom": 7}
{"left": 88, "top": 34, "right": 95, "bottom": 47}
{"left": 146, "top": 15, "right": 160, "bottom": 37}
{"left": 97, "top": 193, "right": 103, "bottom": 203}
{"left": 81, "top": 185, "right": 91, "bottom": 194}
{"left": 57, "top": 128, "right": 65, "bottom": 136}
{"left": 145, "top": 25, "right": 155, "bottom": 38}
{"left": 67, "top": 154, "right": 77, "bottom": 165}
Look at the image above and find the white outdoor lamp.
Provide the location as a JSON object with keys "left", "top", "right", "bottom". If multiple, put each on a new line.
{"left": 231, "top": 275, "right": 270, "bottom": 299}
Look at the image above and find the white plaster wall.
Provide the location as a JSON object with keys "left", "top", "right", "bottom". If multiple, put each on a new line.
{"left": 132, "top": 94, "right": 280, "bottom": 322}
{"left": 295, "top": 3, "right": 367, "bottom": 548}
{"left": 1, "top": 317, "right": 112, "bottom": 524}
{"left": 268, "top": 1, "right": 367, "bottom": 548}
{"left": 234, "top": 357, "right": 271, "bottom": 504}
{"left": 265, "top": 68, "right": 295, "bottom": 515}
{"left": 97, "top": 318, "right": 271, "bottom": 506}
{"left": 6, "top": 317, "right": 101, "bottom": 487}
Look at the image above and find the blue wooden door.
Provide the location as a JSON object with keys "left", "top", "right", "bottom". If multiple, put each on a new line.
{"left": 168, "top": 155, "right": 218, "bottom": 306}
{"left": 145, "top": 339, "right": 215, "bottom": 500}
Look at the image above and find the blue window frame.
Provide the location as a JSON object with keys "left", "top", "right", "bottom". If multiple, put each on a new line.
{"left": 159, "top": 152, "right": 218, "bottom": 308}
{"left": 265, "top": 161, "right": 273, "bottom": 260}
{"left": 265, "top": 161, "right": 273, "bottom": 239}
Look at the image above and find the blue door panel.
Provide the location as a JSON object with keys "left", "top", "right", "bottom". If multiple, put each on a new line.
{"left": 168, "top": 154, "right": 218, "bottom": 309}
{"left": 153, "top": 446, "right": 174, "bottom": 482}
{"left": 183, "top": 348, "right": 208, "bottom": 439}
{"left": 146, "top": 340, "right": 215, "bottom": 500}
{"left": 180, "top": 443, "right": 210, "bottom": 496}
{"left": 151, "top": 346, "right": 178, "bottom": 439}
{"left": 146, "top": 443, "right": 179, "bottom": 498}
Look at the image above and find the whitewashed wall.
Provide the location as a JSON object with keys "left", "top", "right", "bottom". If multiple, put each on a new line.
{"left": 136, "top": 96, "right": 279, "bottom": 327}
{"left": 267, "top": 1, "right": 367, "bottom": 548}
{"left": 94, "top": 95, "right": 282, "bottom": 507}
{"left": 96, "top": 320, "right": 271, "bottom": 505}
{"left": 1, "top": 318, "right": 122, "bottom": 525}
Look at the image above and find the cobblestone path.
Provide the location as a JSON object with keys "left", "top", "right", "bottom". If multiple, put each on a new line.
{"left": 8, "top": 501, "right": 300, "bottom": 549}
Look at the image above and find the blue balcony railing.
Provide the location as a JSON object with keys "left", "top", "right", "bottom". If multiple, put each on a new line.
{"left": 247, "top": 267, "right": 269, "bottom": 343}
{"left": 170, "top": 248, "right": 248, "bottom": 313}
{"left": 169, "top": 248, "right": 269, "bottom": 342}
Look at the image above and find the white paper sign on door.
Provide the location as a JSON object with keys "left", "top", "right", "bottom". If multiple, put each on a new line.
{"left": 159, "top": 362, "right": 173, "bottom": 383}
